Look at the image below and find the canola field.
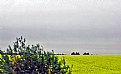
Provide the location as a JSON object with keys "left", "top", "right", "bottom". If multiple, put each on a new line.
{"left": 1, "top": 54, "right": 121, "bottom": 74}
{"left": 59, "top": 55, "right": 121, "bottom": 74}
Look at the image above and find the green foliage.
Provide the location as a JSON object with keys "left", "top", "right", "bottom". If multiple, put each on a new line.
{"left": 0, "top": 36, "right": 72, "bottom": 74}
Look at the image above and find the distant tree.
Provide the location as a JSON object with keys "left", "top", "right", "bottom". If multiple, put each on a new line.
{"left": 76, "top": 52, "right": 80, "bottom": 55}
{"left": 56, "top": 53, "right": 65, "bottom": 55}
{"left": 83, "top": 52, "right": 89, "bottom": 55}
{"left": 71, "top": 52, "right": 75, "bottom": 55}
{"left": 71, "top": 52, "right": 80, "bottom": 55}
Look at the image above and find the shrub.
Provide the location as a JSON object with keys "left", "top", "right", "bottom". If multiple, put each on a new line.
{"left": 0, "top": 36, "right": 72, "bottom": 74}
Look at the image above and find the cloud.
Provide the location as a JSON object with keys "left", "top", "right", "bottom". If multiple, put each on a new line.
{"left": 0, "top": 27, "right": 3, "bottom": 30}
{"left": 0, "top": 0, "right": 121, "bottom": 54}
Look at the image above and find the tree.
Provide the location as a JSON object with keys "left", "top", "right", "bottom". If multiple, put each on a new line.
{"left": 83, "top": 52, "right": 89, "bottom": 55}
{"left": 0, "top": 36, "right": 72, "bottom": 74}
{"left": 71, "top": 52, "right": 75, "bottom": 55}
{"left": 71, "top": 52, "right": 80, "bottom": 55}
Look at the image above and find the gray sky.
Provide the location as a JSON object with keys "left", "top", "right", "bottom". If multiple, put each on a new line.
{"left": 0, "top": 0, "right": 121, "bottom": 54}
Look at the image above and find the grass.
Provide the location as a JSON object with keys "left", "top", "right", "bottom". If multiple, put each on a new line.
{"left": 58, "top": 55, "right": 121, "bottom": 74}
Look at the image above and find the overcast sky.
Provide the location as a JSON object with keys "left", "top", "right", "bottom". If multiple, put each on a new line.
{"left": 0, "top": 0, "right": 121, "bottom": 54}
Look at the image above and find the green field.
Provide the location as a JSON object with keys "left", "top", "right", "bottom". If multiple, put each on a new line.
{"left": 58, "top": 55, "right": 121, "bottom": 74}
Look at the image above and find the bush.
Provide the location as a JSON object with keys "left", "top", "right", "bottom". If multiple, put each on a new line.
{"left": 0, "top": 36, "right": 72, "bottom": 74}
